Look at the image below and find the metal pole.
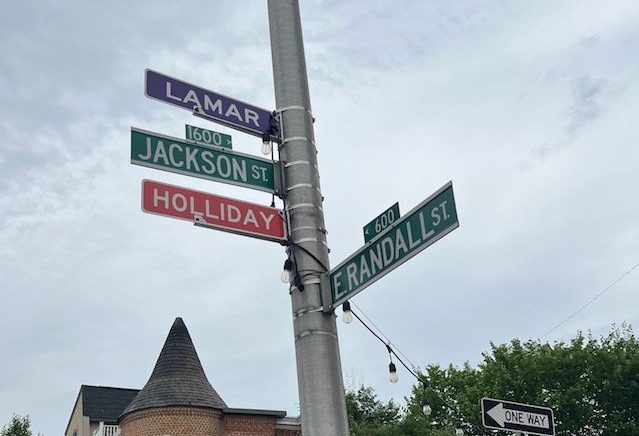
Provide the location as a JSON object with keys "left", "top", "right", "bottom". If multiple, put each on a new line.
{"left": 267, "top": 1, "right": 350, "bottom": 435}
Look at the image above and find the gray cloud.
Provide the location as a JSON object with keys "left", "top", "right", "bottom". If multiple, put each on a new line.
{"left": 566, "top": 76, "right": 607, "bottom": 136}
{"left": 2, "top": 1, "right": 639, "bottom": 434}
{"left": 531, "top": 75, "right": 613, "bottom": 160}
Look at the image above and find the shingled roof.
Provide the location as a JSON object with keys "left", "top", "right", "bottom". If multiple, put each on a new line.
{"left": 83, "top": 385, "right": 140, "bottom": 422}
{"left": 120, "top": 317, "right": 226, "bottom": 418}
{"left": 65, "top": 385, "right": 140, "bottom": 435}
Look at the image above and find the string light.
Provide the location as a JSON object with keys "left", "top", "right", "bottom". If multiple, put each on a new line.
{"left": 386, "top": 344, "right": 399, "bottom": 383}
{"left": 422, "top": 403, "right": 432, "bottom": 416}
{"left": 421, "top": 383, "right": 431, "bottom": 416}
{"left": 388, "top": 362, "right": 398, "bottom": 383}
{"left": 341, "top": 301, "right": 354, "bottom": 324}
{"left": 281, "top": 258, "right": 294, "bottom": 283}
{"left": 261, "top": 138, "right": 272, "bottom": 155}
{"left": 346, "top": 302, "right": 484, "bottom": 434}
{"left": 261, "top": 132, "right": 274, "bottom": 156}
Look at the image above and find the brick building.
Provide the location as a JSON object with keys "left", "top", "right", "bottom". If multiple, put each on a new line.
{"left": 65, "top": 318, "right": 301, "bottom": 436}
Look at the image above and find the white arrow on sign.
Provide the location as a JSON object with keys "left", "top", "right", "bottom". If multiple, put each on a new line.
{"left": 487, "top": 403, "right": 550, "bottom": 429}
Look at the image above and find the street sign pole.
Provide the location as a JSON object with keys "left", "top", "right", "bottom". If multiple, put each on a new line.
{"left": 268, "top": 2, "right": 350, "bottom": 436}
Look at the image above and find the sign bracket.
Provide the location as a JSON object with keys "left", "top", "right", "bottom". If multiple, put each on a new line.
{"left": 320, "top": 273, "right": 333, "bottom": 313}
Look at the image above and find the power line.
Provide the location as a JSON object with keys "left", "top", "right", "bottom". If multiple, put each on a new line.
{"left": 540, "top": 261, "right": 639, "bottom": 340}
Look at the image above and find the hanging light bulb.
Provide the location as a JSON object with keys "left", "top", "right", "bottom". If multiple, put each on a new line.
{"left": 261, "top": 139, "right": 272, "bottom": 155}
{"left": 341, "top": 301, "right": 353, "bottom": 324}
{"left": 281, "top": 258, "right": 293, "bottom": 283}
{"left": 422, "top": 403, "right": 432, "bottom": 416}
{"left": 388, "top": 362, "right": 398, "bottom": 383}
{"left": 455, "top": 429, "right": 464, "bottom": 436}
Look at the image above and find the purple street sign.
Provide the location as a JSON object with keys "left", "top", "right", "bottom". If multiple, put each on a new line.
{"left": 144, "top": 69, "right": 276, "bottom": 139}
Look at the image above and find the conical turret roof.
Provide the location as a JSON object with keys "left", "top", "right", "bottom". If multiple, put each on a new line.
{"left": 120, "top": 317, "right": 226, "bottom": 418}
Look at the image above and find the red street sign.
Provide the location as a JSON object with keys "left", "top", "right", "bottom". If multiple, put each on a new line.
{"left": 141, "top": 179, "right": 287, "bottom": 243}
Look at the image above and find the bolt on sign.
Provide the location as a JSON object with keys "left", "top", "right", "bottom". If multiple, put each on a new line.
{"left": 330, "top": 182, "right": 458, "bottom": 308}
{"left": 131, "top": 127, "right": 277, "bottom": 194}
{"left": 141, "top": 179, "right": 287, "bottom": 243}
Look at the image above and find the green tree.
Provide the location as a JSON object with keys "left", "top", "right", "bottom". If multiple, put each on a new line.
{"left": 403, "top": 324, "right": 639, "bottom": 435}
{"left": 345, "top": 385, "right": 402, "bottom": 436}
{"left": 1, "top": 415, "right": 31, "bottom": 436}
{"left": 345, "top": 385, "right": 460, "bottom": 436}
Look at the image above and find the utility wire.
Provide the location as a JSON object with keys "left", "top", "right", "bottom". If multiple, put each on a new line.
{"left": 540, "top": 261, "right": 639, "bottom": 339}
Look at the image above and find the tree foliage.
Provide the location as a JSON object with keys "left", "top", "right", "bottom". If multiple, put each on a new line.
{"left": 1, "top": 415, "right": 31, "bottom": 436}
{"left": 404, "top": 324, "right": 639, "bottom": 435}
{"left": 345, "top": 385, "right": 402, "bottom": 436}
{"left": 346, "top": 325, "right": 639, "bottom": 435}
{"left": 345, "top": 385, "right": 459, "bottom": 436}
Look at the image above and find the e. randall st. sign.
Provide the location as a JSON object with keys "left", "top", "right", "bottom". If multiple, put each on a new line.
{"left": 330, "top": 182, "right": 458, "bottom": 308}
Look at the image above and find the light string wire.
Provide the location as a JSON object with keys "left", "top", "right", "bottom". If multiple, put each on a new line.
{"left": 352, "top": 301, "right": 417, "bottom": 370}
{"left": 347, "top": 260, "right": 639, "bottom": 432}
{"left": 349, "top": 306, "right": 482, "bottom": 433}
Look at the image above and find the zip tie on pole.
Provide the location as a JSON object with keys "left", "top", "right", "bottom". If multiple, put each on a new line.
{"left": 285, "top": 160, "right": 317, "bottom": 168}
{"left": 277, "top": 105, "right": 314, "bottom": 119}
{"left": 294, "top": 237, "right": 329, "bottom": 247}
{"left": 297, "top": 330, "right": 338, "bottom": 340}
{"left": 289, "top": 225, "right": 326, "bottom": 233}
{"left": 286, "top": 183, "right": 321, "bottom": 193}
{"left": 282, "top": 136, "right": 313, "bottom": 144}
{"left": 293, "top": 306, "right": 325, "bottom": 319}
{"left": 288, "top": 203, "right": 323, "bottom": 212}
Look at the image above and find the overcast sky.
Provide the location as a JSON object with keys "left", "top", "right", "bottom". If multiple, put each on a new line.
{"left": 1, "top": 1, "right": 638, "bottom": 434}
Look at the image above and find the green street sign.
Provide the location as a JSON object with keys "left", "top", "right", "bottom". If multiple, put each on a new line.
{"left": 130, "top": 127, "right": 277, "bottom": 193}
{"left": 363, "top": 202, "right": 400, "bottom": 243}
{"left": 330, "top": 182, "right": 458, "bottom": 308}
{"left": 185, "top": 124, "right": 232, "bottom": 149}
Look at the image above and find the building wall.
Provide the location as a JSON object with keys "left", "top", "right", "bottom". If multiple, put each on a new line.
{"left": 223, "top": 414, "right": 276, "bottom": 436}
{"left": 88, "top": 421, "right": 103, "bottom": 436}
{"left": 65, "top": 392, "right": 90, "bottom": 436}
{"left": 120, "top": 407, "right": 223, "bottom": 436}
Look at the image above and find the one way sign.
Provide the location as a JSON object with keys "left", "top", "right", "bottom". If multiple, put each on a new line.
{"left": 481, "top": 398, "right": 555, "bottom": 436}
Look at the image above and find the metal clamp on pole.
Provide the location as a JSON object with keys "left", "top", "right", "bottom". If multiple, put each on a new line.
{"left": 277, "top": 104, "right": 314, "bottom": 121}
{"left": 320, "top": 273, "right": 333, "bottom": 313}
